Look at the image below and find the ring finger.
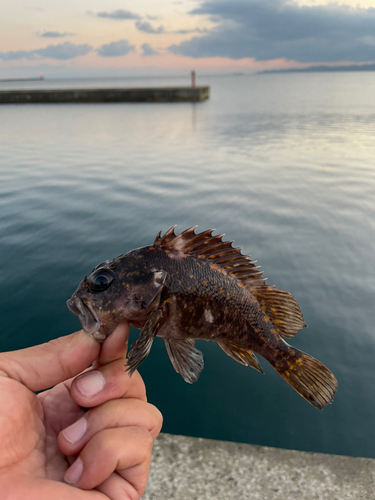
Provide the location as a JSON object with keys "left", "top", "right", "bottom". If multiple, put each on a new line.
{"left": 58, "top": 398, "right": 163, "bottom": 456}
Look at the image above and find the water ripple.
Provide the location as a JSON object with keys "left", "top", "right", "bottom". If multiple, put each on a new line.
{"left": 1, "top": 73, "right": 375, "bottom": 458}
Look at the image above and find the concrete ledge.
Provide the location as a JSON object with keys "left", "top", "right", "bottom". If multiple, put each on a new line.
{"left": 144, "top": 433, "right": 375, "bottom": 499}
{"left": 0, "top": 87, "right": 209, "bottom": 104}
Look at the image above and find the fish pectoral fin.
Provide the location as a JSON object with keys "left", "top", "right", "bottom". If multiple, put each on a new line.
{"left": 164, "top": 338, "right": 204, "bottom": 384}
{"left": 218, "top": 341, "right": 263, "bottom": 374}
{"left": 252, "top": 286, "right": 306, "bottom": 338}
{"left": 127, "top": 309, "right": 164, "bottom": 376}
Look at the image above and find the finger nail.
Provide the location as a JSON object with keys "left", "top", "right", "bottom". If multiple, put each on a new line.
{"left": 62, "top": 417, "right": 87, "bottom": 444}
{"left": 76, "top": 371, "right": 105, "bottom": 398}
{"left": 64, "top": 457, "right": 83, "bottom": 485}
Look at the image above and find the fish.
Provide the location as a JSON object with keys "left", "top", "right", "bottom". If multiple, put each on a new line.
{"left": 66, "top": 226, "right": 337, "bottom": 409}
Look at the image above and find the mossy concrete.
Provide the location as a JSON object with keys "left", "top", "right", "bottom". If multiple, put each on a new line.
{"left": 144, "top": 433, "right": 375, "bottom": 500}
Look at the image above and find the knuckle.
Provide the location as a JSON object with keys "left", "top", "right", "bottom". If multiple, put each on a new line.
{"left": 90, "top": 428, "right": 110, "bottom": 450}
{"left": 148, "top": 404, "right": 163, "bottom": 434}
{"left": 136, "top": 426, "right": 154, "bottom": 456}
{"left": 133, "top": 374, "right": 147, "bottom": 401}
{"left": 143, "top": 431, "right": 154, "bottom": 456}
{"left": 40, "top": 339, "right": 72, "bottom": 380}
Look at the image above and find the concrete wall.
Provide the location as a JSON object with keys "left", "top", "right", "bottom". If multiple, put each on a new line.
{"left": 0, "top": 87, "right": 210, "bottom": 104}
{"left": 144, "top": 433, "right": 375, "bottom": 500}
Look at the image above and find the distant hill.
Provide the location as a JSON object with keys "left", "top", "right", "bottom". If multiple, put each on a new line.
{"left": 259, "top": 64, "right": 375, "bottom": 74}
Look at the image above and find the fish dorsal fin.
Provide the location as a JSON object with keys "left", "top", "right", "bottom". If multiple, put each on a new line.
{"left": 252, "top": 286, "right": 307, "bottom": 338}
{"left": 154, "top": 226, "right": 267, "bottom": 287}
{"left": 218, "top": 341, "right": 263, "bottom": 373}
{"left": 154, "top": 225, "right": 178, "bottom": 246}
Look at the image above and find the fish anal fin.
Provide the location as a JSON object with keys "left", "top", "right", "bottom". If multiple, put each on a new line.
{"left": 253, "top": 286, "right": 306, "bottom": 338}
{"left": 164, "top": 338, "right": 204, "bottom": 384}
{"left": 218, "top": 341, "right": 263, "bottom": 374}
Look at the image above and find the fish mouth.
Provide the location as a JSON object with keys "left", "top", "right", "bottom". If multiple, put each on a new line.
{"left": 66, "top": 296, "right": 101, "bottom": 335}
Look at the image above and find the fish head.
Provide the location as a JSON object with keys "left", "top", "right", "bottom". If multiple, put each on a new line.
{"left": 66, "top": 251, "right": 167, "bottom": 341}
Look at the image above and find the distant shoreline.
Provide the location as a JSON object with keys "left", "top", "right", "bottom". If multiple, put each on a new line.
{"left": 259, "top": 64, "right": 375, "bottom": 74}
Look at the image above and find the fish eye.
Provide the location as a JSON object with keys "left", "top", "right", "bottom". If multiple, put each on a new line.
{"left": 88, "top": 268, "right": 115, "bottom": 293}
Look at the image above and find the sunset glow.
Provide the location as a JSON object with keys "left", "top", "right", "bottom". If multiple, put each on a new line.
{"left": 1, "top": 0, "right": 375, "bottom": 77}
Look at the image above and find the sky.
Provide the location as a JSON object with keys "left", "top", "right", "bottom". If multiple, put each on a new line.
{"left": 1, "top": 0, "right": 375, "bottom": 77}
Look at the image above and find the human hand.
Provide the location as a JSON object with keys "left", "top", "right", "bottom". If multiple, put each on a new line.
{"left": 0, "top": 323, "right": 162, "bottom": 500}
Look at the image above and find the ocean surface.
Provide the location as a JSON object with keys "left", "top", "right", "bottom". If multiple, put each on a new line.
{"left": 1, "top": 73, "right": 374, "bottom": 459}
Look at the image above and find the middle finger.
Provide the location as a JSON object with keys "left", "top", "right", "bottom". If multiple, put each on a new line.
{"left": 70, "top": 358, "right": 146, "bottom": 408}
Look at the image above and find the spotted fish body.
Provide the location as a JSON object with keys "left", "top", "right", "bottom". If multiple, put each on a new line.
{"left": 67, "top": 226, "right": 337, "bottom": 409}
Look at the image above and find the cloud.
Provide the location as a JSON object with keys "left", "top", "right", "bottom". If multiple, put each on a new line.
{"left": 97, "top": 40, "right": 135, "bottom": 57}
{"left": 173, "top": 28, "right": 208, "bottom": 35}
{"left": 169, "top": 0, "right": 375, "bottom": 62}
{"left": 0, "top": 42, "right": 92, "bottom": 61}
{"left": 38, "top": 31, "right": 73, "bottom": 38}
{"left": 0, "top": 50, "right": 38, "bottom": 61}
{"left": 37, "top": 42, "right": 92, "bottom": 60}
{"left": 135, "top": 21, "right": 164, "bottom": 34}
{"left": 141, "top": 43, "right": 159, "bottom": 57}
{"left": 95, "top": 9, "right": 140, "bottom": 20}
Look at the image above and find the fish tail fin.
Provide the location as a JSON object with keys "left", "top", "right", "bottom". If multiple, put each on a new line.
{"left": 270, "top": 346, "right": 337, "bottom": 409}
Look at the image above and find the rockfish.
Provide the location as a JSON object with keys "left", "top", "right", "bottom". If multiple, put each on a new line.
{"left": 66, "top": 226, "right": 337, "bottom": 409}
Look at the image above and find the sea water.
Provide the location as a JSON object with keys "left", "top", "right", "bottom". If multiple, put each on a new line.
{"left": 1, "top": 72, "right": 374, "bottom": 458}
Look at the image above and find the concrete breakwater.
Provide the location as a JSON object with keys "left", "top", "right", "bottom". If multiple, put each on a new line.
{"left": 0, "top": 86, "right": 209, "bottom": 104}
{"left": 144, "top": 433, "right": 375, "bottom": 499}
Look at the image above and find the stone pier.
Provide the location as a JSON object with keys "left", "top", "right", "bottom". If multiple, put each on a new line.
{"left": 0, "top": 86, "right": 210, "bottom": 104}
{"left": 144, "top": 433, "right": 375, "bottom": 500}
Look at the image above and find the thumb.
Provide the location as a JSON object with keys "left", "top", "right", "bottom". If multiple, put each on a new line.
{"left": 0, "top": 330, "right": 100, "bottom": 392}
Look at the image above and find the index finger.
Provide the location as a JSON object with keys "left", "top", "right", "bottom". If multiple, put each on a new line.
{"left": 70, "top": 322, "right": 147, "bottom": 406}
{"left": 94, "top": 322, "right": 130, "bottom": 367}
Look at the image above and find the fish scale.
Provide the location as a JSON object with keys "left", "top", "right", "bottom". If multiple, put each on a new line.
{"left": 67, "top": 226, "right": 338, "bottom": 409}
